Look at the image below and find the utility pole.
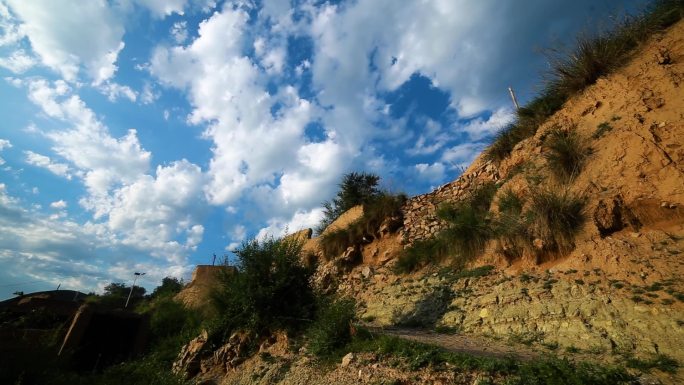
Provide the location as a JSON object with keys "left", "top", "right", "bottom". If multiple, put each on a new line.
{"left": 508, "top": 86, "right": 520, "bottom": 110}
{"left": 125, "top": 272, "right": 145, "bottom": 308}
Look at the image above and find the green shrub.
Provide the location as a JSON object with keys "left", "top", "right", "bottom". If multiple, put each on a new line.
{"left": 543, "top": 127, "right": 588, "bottom": 182}
{"left": 625, "top": 354, "right": 679, "bottom": 374}
{"left": 147, "top": 297, "right": 201, "bottom": 346}
{"left": 498, "top": 189, "right": 524, "bottom": 215}
{"left": 307, "top": 297, "right": 356, "bottom": 357}
{"left": 528, "top": 188, "right": 586, "bottom": 254}
{"left": 546, "top": 35, "right": 625, "bottom": 99}
{"left": 210, "top": 237, "right": 315, "bottom": 337}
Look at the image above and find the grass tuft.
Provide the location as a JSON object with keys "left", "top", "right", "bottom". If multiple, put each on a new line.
{"left": 527, "top": 187, "right": 586, "bottom": 254}
{"left": 484, "top": 0, "right": 684, "bottom": 163}
{"left": 543, "top": 127, "right": 589, "bottom": 182}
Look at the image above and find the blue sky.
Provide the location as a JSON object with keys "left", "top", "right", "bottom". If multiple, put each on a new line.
{"left": 0, "top": 0, "right": 644, "bottom": 298}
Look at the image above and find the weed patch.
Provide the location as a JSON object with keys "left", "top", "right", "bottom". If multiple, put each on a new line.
{"left": 543, "top": 127, "right": 589, "bottom": 182}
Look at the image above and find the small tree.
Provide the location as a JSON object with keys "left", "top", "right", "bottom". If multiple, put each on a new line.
{"left": 316, "top": 172, "right": 381, "bottom": 234}
{"left": 210, "top": 237, "right": 315, "bottom": 337}
{"left": 151, "top": 277, "right": 183, "bottom": 299}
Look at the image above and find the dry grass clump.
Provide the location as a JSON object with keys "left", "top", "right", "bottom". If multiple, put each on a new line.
{"left": 527, "top": 187, "right": 586, "bottom": 254}
{"left": 542, "top": 127, "right": 589, "bottom": 183}
{"left": 485, "top": 0, "right": 684, "bottom": 164}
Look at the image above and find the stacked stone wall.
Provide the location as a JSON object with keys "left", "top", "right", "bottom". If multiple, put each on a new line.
{"left": 400, "top": 161, "right": 501, "bottom": 245}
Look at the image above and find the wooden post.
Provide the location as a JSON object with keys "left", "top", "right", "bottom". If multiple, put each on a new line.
{"left": 508, "top": 86, "right": 520, "bottom": 110}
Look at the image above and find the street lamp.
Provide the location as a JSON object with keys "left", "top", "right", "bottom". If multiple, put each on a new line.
{"left": 125, "top": 272, "right": 145, "bottom": 308}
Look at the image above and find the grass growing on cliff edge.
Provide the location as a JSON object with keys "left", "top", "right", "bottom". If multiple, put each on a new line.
{"left": 395, "top": 183, "right": 497, "bottom": 273}
{"left": 485, "top": 0, "right": 684, "bottom": 163}
{"left": 319, "top": 192, "right": 406, "bottom": 260}
{"left": 527, "top": 187, "right": 586, "bottom": 254}
{"left": 344, "top": 331, "right": 634, "bottom": 384}
{"left": 543, "top": 127, "right": 589, "bottom": 182}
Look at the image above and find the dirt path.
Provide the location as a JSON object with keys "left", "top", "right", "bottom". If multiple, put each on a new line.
{"left": 368, "top": 327, "right": 540, "bottom": 361}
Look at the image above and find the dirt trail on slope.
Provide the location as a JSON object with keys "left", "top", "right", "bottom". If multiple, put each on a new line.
{"left": 368, "top": 327, "right": 540, "bottom": 361}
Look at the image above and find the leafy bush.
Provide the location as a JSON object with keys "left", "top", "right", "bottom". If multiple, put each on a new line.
{"left": 210, "top": 237, "right": 315, "bottom": 337}
{"left": 147, "top": 297, "right": 201, "bottom": 346}
{"left": 316, "top": 172, "right": 381, "bottom": 234}
{"left": 150, "top": 277, "right": 184, "bottom": 299}
{"left": 307, "top": 297, "right": 356, "bottom": 357}
{"left": 543, "top": 127, "right": 588, "bottom": 182}
{"left": 527, "top": 188, "right": 586, "bottom": 254}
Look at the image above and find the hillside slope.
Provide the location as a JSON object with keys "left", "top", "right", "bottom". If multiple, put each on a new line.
{"left": 312, "top": 17, "right": 684, "bottom": 385}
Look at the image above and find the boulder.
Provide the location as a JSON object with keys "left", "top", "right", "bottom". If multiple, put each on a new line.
{"left": 173, "top": 330, "right": 209, "bottom": 378}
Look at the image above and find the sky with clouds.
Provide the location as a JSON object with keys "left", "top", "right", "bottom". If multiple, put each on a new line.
{"left": 0, "top": 0, "right": 645, "bottom": 298}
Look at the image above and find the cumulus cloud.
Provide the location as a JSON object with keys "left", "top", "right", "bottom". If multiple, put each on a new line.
{"left": 459, "top": 108, "right": 515, "bottom": 141}
{"left": 24, "top": 150, "right": 73, "bottom": 179}
{"left": 255, "top": 207, "right": 324, "bottom": 241}
{"left": 170, "top": 20, "right": 188, "bottom": 43}
{"left": 26, "top": 79, "right": 150, "bottom": 197}
{"left": 106, "top": 160, "right": 206, "bottom": 262}
{"left": 150, "top": 4, "right": 343, "bottom": 223}
{"left": 133, "top": 0, "right": 188, "bottom": 18}
{"left": 415, "top": 162, "right": 447, "bottom": 183}
{"left": 20, "top": 77, "right": 205, "bottom": 268}
{"left": 5, "top": 0, "right": 126, "bottom": 83}
{"left": 97, "top": 81, "right": 138, "bottom": 102}
{"left": 441, "top": 142, "right": 488, "bottom": 169}
{"left": 0, "top": 185, "right": 193, "bottom": 297}
{"left": 0, "top": 49, "right": 35, "bottom": 73}
{"left": 0, "top": 3, "right": 23, "bottom": 46}
{"left": 50, "top": 200, "right": 67, "bottom": 209}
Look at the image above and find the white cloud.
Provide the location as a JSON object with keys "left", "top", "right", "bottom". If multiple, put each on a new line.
{"left": 255, "top": 207, "right": 324, "bottom": 241}
{"left": 415, "top": 162, "right": 446, "bottom": 183}
{"left": 26, "top": 79, "right": 150, "bottom": 198}
{"left": 106, "top": 160, "right": 206, "bottom": 262}
{"left": 459, "top": 108, "right": 515, "bottom": 141}
{"left": 150, "top": 5, "right": 342, "bottom": 218}
{"left": 133, "top": 0, "right": 187, "bottom": 18}
{"left": 140, "top": 82, "right": 159, "bottom": 104}
{"left": 97, "top": 81, "right": 137, "bottom": 102}
{"left": 21, "top": 78, "right": 206, "bottom": 266}
{"left": 5, "top": 0, "right": 125, "bottom": 83}
{"left": 0, "top": 186, "right": 194, "bottom": 296}
{"left": 0, "top": 49, "right": 36, "bottom": 73}
{"left": 50, "top": 200, "right": 67, "bottom": 209}
{"left": 170, "top": 20, "right": 188, "bottom": 43}
{"left": 441, "top": 142, "right": 487, "bottom": 169}
{"left": 0, "top": 139, "right": 11, "bottom": 151}
{"left": 24, "top": 150, "right": 73, "bottom": 179}
{"left": 0, "top": 3, "right": 23, "bottom": 46}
